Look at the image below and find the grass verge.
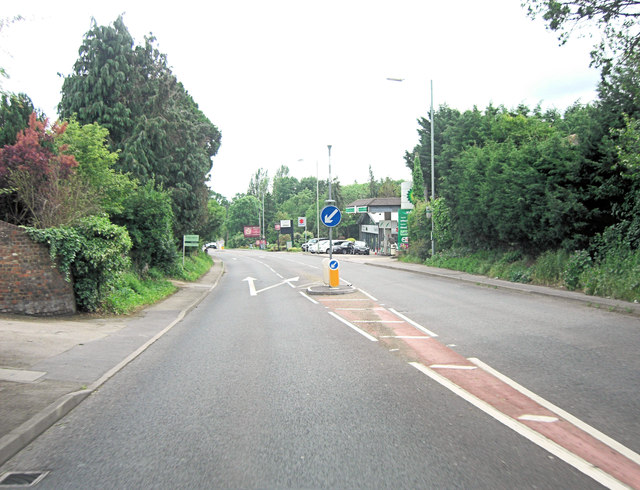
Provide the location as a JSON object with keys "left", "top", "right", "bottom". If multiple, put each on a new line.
{"left": 400, "top": 247, "right": 640, "bottom": 303}
{"left": 105, "top": 252, "right": 214, "bottom": 314}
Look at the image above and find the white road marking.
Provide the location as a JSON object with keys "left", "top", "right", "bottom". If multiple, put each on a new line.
{"left": 410, "top": 362, "right": 628, "bottom": 490}
{"left": 299, "top": 292, "right": 319, "bottom": 304}
{"left": 381, "top": 335, "right": 430, "bottom": 339}
{"left": 430, "top": 364, "right": 477, "bottom": 370}
{"left": 328, "top": 312, "right": 378, "bottom": 342}
{"left": 358, "top": 288, "right": 378, "bottom": 301}
{"left": 243, "top": 277, "right": 257, "bottom": 296}
{"left": 468, "top": 357, "right": 640, "bottom": 466}
{"left": 255, "top": 277, "right": 299, "bottom": 295}
{"left": 388, "top": 308, "right": 439, "bottom": 337}
{"left": 518, "top": 414, "right": 559, "bottom": 423}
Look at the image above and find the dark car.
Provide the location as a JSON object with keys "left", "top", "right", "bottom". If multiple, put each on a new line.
{"left": 332, "top": 241, "right": 354, "bottom": 254}
{"left": 353, "top": 241, "right": 370, "bottom": 255}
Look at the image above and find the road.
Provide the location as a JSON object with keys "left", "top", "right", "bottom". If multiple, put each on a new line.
{"left": 1, "top": 249, "right": 638, "bottom": 488}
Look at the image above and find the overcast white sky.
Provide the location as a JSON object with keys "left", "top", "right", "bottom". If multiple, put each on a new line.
{"left": 1, "top": 1, "right": 600, "bottom": 200}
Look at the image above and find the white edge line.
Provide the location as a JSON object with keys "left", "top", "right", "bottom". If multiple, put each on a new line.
{"left": 299, "top": 291, "right": 319, "bottom": 304}
{"left": 409, "top": 362, "right": 628, "bottom": 490}
{"left": 468, "top": 357, "right": 640, "bottom": 467}
{"left": 389, "top": 308, "right": 439, "bottom": 337}
{"left": 358, "top": 288, "right": 378, "bottom": 301}
{"left": 328, "top": 312, "right": 378, "bottom": 342}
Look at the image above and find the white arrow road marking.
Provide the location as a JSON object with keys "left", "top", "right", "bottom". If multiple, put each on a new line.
{"left": 323, "top": 208, "right": 339, "bottom": 224}
{"left": 243, "top": 277, "right": 257, "bottom": 296}
{"left": 244, "top": 277, "right": 300, "bottom": 296}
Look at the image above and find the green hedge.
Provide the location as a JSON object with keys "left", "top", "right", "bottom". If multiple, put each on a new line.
{"left": 25, "top": 216, "right": 132, "bottom": 312}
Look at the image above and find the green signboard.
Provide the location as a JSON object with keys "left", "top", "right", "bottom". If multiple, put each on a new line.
{"left": 345, "top": 206, "right": 356, "bottom": 213}
{"left": 357, "top": 206, "right": 368, "bottom": 213}
{"left": 397, "top": 209, "right": 411, "bottom": 249}
{"left": 183, "top": 234, "right": 199, "bottom": 246}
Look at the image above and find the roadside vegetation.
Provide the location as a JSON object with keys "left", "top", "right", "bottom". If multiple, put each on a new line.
{"left": 396, "top": 1, "right": 640, "bottom": 303}
{"left": 0, "top": 17, "right": 220, "bottom": 314}
{"left": 1, "top": 2, "right": 639, "bottom": 310}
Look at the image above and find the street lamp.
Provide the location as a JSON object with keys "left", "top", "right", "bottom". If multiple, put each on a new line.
{"left": 388, "top": 77, "right": 435, "bottom": 256}
{"left": 327, "top": 144, "right": 333, "bottom": 262}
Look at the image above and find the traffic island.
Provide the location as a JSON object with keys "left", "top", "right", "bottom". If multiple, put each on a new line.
{"left": 307, "top": 284, "right": 357, "bottom": 295}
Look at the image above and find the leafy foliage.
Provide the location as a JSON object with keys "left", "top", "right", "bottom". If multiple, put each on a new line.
{"left": 0, "top": 113, "right": 86, "bottom": 227}
{"left": 110, "top": 181, "right": 177, "bottom": 273}
{"left": 522, "top": 0, "right": 640, "bottom": 70}
{"left": 25, "top": 216, "right": 132, "bottom": 312}
{"left": 0, "top": 93, "right": 35, "bottom": 147}
{"left": 59, "top": 16, "right": 222, "bottom": 238}
{"left": 411, "top": 153, "right": 425, "bottom": 202}
{"left": 57, "top": 118, "right": 136, "bottom": 216}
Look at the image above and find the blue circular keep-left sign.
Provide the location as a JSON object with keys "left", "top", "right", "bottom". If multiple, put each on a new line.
{"left": 321, "top": 205, "right": 341, "bottom": 228}
{"left": 329, "top": 259, "right": 339, "bottom": 270}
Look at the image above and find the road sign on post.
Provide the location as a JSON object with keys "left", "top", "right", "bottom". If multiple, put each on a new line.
{"left": 183, "top": 234, "right": 199, "bottom": 266}
{"left": 321, "top": 205, "right": 341, "bottom": 228}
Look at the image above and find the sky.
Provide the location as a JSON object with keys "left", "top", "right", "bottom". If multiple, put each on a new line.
{"left": 1, "top": 1, "right": 601, "bottom": 200}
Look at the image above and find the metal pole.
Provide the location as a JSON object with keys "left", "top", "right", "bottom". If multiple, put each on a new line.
{"left": 430, "top": 80, "right": 435, "bottom": 256}
{"left": 316, "top": 160, "right": 320, "bottom": 239}
{"left": 327, "top": 145, "right": 333, "bottom": 262}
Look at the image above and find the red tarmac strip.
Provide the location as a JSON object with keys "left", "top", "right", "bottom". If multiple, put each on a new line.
{"left": 318, "top": 293, "right": 640, "bottom": 489}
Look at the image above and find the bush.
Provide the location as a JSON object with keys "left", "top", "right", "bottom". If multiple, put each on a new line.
{"left": 562, "top": 250, "right": 592, "bottom": 291}
{"left": 580, "top": 247, "right": 640, "bottom": 301}
{"left": 25, "top": 216, "right": 132, "bottom": 312}
{"left": 531, "top": 249, "right": 569, "bottom": 286}
{"left": 111, "top": 182, "right": 177, "bottom": 273}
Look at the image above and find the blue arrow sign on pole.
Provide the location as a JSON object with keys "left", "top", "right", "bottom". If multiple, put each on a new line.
{"left": 329, "top": 259, "right": 339, "bottom": 270}
{"left": 321, "top": 205, "right": 342, "bottom": 227}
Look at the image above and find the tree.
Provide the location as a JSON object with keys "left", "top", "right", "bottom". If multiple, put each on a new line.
{"left": 0, "top": 93, "right": 36, "bottom": 147}
{"left": 111, "top": 181, "right": 177, "bottom": 272}
{"left": 0, "top": 113, "right": 95, "bottom": 227}
{"left": 199, "top": 197, "right": 227, "bottom": 242}
{"left": 248, "top": 168, "right": 269, "bottom": 198}
{"left": 368, "top": 165, "right": 378, "bottom": 197}
{"left": 56, "top": 118, "right": 136, "bottom": 216}
{"left": 59, "top": 16, "right": 222, "bottom": 238}
{"left": 522, "top": 0, "right": 640, "bottom": 70}
{"left": 272, "top": 165, "right": 298, "bottom": 205}
{"left": 412, "top": 153, "right": 426, "bottom": 202}
{"left": 378, "top": 177, "right": 400, "bottom": 197}
{"left": 225, "top": 194, "right": 261, "bottom": 236}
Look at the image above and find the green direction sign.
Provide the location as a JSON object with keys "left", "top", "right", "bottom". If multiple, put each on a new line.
{"left": 183, "top": 234, "right": 199, "bottom": 247}
{"left": 357, "top": 206, "right": 368, "bottom": 213}
{"left": 397, "top": 209, "right": 411, "bottom": 248}
{"left": 345, "top": 206, "right": 355, "bottom": 214}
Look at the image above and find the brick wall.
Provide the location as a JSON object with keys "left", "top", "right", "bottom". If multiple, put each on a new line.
{"left": 0, "top": 221, "right": 76, "bottom": 316}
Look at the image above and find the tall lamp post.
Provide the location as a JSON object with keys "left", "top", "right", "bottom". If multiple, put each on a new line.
{"left": 387, "top": 77, "right": 435, "bottom": 255}
{"left": 327, "top": 144, "right": 333, "bottom": 261}
{"left": 429, "top": 80, "right": 435, "bottom": 256}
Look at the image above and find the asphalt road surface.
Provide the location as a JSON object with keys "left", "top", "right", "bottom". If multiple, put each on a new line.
{"left": 2, "top": 249, "right": 638, "bottom": 489}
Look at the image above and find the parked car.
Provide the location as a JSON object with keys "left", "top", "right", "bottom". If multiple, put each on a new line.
{"left": 203, "top": 242, "right": 217, "bottom": 252}
{"left": 316, "top": 240, "right": 332, "bottom": 253}
{"left": 353, "top": 241, "right": 370, "bottom": 255}
{"left": 303, "top": 238, "right": 327, "bottom": 252}
{"left": 332, "top": 241, "right": 354, "bottom": 254}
